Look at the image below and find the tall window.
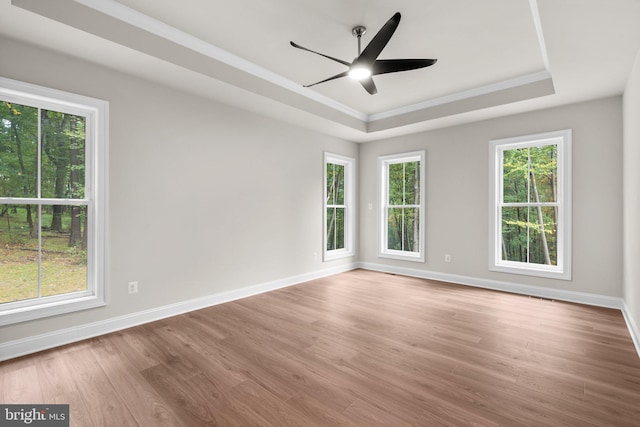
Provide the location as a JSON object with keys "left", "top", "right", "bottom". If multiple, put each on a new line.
{"left": 324, "top": 153, "right": 355, "bottom": 260}
{"left": 0, "top": 77, "right": 108, "bottom": 325}
{"left": 489, "top": 130, "right": 571, "bottom": 280}
{"left": 379, "top": 151, "right": 425, "bottom": 262}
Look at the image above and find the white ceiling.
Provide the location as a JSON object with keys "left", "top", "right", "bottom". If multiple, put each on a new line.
{"left": 1, "top": 0, "right": 640, "bottom": 142}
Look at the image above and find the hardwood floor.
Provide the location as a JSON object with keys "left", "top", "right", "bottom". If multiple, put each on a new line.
{"left": 2, "top": 269, "right": 640, "bottom": 426}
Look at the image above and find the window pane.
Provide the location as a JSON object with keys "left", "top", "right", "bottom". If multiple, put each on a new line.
{"left": 41, "top": 110, "right": 86, "bottom": 199}
{"left": 41, "top": 205, "right": 87, "bottom": 297}
{"left": 528, "top": 145, "right": 557, "bottom": 203}
{"left": 388, "top": 163, "right": 404, "bottom": 205}
{"left": 335, "top": 165, "right": 344, "bottom": 205}
{"left": 527, "top": 206, "right": 557, "bottom": 265}
{"left": 404, "top": 161, "right": 420, "bottom": 205}
{"left": 326, "top": 207, "right": 345, "bottom": 251}
{"left": 326, "top": 163, "right": 335, "bottom": 205}
{"left": 403, "top": 207, "right": 420, "bottom": 253}
{"left": 335, "top": 207, "right": 345, "bottom": 250}
{"left": 387, "top": 207, "right": 403, "bottom": 250}
{"left": 335, "top": 164, "right": 344, "bottom": 205}
{"left": 501, "top": 206, "right": 528, "bottom": 262}
{"left": 0, "top": 204, "right": 39, "bottom": 303}
{"left": 501, "top": 206, "right": 558, "bottom": 265}
{"left": 326, "top": 163, "right": 345, "bottom": 206}
{"left": 502, "top": 148, "right": 528, "bottom": 203}
{"left": 326, "top": 207, "right": 335, "bottom": 250}
{"left": 0, "top": 101, "right": 38, "bottom": 198}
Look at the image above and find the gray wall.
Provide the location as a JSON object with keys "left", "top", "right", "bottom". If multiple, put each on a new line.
{"left": 0, "top": 36, "right": 357, "bottom": 344}
{"left": 623, "top": 49, "right": 640, "bottom": 333}
{"left": 359, "top": 96, "right": 623, "bottom": 297}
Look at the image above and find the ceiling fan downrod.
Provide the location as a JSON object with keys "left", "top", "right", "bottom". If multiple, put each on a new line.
{"left": 352, "top": 26, "right": 367, "bottom": 55}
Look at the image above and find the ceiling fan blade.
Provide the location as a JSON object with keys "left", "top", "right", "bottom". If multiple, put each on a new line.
{"left": 354, "top": 12, "right": 401, "bottom": 66}
{"left": 303, "top": 71, "right": 349, "bottom": 88}
{"left": 359, "top": 77, "right": 378, "bottom": 95}
{"left": 290, "top": 41, "right": 352, "bottom": 67}
{"left": 371, "top": 58, "right": 438, "bottom": 75}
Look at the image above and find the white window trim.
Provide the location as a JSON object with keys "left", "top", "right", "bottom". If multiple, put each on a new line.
{"left": 0, "top": 76, "right": 109, "bottom": 325}
{"left": 323, "top": 152, "right": 356, "bottom": 261}
{"left": 378, "top": 151, "right": 426, "bottom": 262}
{"left": 489, "top": 129, "right": 572, "bottom": 280}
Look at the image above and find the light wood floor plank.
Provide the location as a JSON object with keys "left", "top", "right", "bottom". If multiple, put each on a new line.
{"left": 3, "top": 362, "right": 43, "bottom": 404}
{"left": 90, "top": 336, "right": 186, "bottom": 427}
{"left": 54, "top": 390, "right": 94, "bottom": 427}
{"left": 62, "top": 346, "right": 138, "bottom": 426}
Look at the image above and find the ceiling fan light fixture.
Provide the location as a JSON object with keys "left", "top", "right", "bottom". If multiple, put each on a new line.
{"left": 348, "top": 66, "right": 372, "bottom": 80}
{"left": 290, "top": 12, "right": 437, "bottom": 94}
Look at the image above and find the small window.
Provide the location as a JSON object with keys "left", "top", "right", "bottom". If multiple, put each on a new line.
{"left": 324, "top": 153, "right": 355, "bottom": 260}
{"left": 378, "top": 151, "right": 425, "bottom": 262}
{"left": 0, "top": 77, "right": 108, "bottom": 325}
{"left": 489, "top": 130, "right": 571, "bottom": 280}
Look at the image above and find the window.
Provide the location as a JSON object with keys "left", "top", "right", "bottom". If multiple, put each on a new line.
{"left": 324, "top": 153, "right": 355, "bottom": 260}
{"left": 0, "top": 77, "right": 108, "bottom": 325}
{"left": 489, "top": 129, "right": 571, "bottom": 280}
{"left": 379, "top": 151, "right": 425, "bottom": 262}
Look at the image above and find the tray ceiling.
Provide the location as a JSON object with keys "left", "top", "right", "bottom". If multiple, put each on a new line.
{"left": 2, "top": 0, "right": 640, "bottom": 141}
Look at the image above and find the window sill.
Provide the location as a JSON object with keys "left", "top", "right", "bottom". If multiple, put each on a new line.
{"left": 378, "top": 251, "right": 425, "bottom": 263}
{"left": 324, "top": 249, "right": 355, "bottom": 262}
{"left": 0, "top": 294, "right": 106, "bottom": 326}
{"left": 490, "top": 263, "right": 571, "bottom": 281}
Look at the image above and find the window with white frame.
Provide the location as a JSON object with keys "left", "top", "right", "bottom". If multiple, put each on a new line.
{"left": 324, "top": 153, "right": 355, "bottom": 260}
{"left": 489, "top": 129, "right": 571, "bottom": 280}
{"left": 0, "top": 77, "right": 108, "bottom": 325}
{"left": 379, "top": 151, "right": 425, "bottom": 262}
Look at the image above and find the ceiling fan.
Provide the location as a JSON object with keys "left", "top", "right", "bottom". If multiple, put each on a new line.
{"left": 290, "top": 12, "right": 437, "bottom": 95}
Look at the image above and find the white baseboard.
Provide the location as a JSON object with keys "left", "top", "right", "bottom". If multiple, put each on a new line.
{"left": 358, "top": 262, "right": 624, "bottom": 308}
{"left": 622, "top": 302, "right": 640, "bottom": 358}
{"left": 0, "top": 263, "right": 357, "bottom": 362}
{"left": 358, "top": 262, "right": 640, "bottom": 359}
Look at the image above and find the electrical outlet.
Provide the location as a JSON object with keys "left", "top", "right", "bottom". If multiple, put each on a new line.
{"left": 128, "top": 281, "right": 138, "bottom": 294}
{"left": 444, "top": 254, "right": 452, "bottom": 263}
